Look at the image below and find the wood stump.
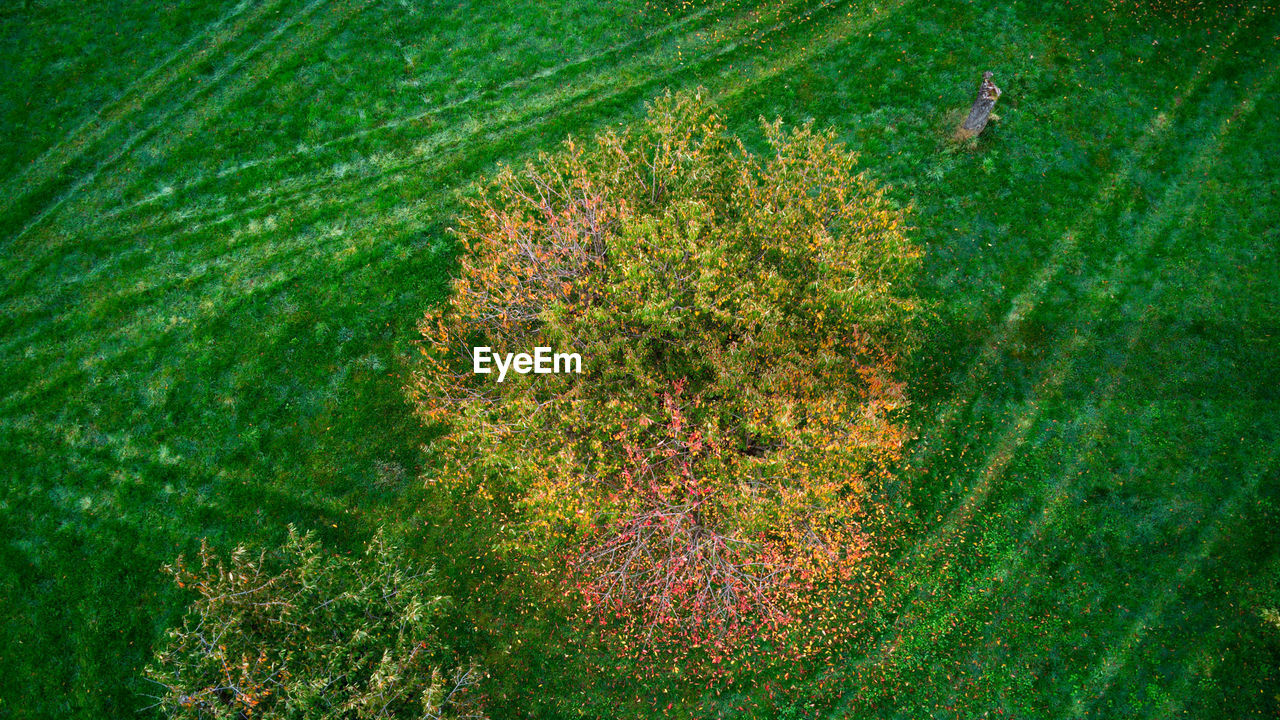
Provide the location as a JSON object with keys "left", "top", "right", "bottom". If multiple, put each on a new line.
{"left": 954, "top": 71, "right": 1001, "bottom": 141}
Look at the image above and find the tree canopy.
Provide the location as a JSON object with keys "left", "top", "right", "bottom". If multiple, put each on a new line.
{"left": 412, "top": 91, "right": 920, "bottom": 661}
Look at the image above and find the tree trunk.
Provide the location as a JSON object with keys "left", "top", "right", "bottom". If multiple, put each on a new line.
{"left": 955, "top": 71, "right": 1001, "bottom": 141}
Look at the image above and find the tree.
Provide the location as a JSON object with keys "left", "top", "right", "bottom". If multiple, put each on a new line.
{"left": 412, "top": 90, "right": 919, "bottom": 659}
{"left": 144, "top": 528, "right": 485, "bottom": 720}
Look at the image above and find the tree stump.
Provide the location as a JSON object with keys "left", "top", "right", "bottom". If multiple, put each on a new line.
{"left": 954, "top": 71, "right": 1001, "bottom": 141}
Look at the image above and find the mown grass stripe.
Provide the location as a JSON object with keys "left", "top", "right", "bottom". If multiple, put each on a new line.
{"left": 131, "top": 0, "right": 885, "bottom": 238}
{"left": 101, "top": 2, "right": 728, "bottom": 216}
{"left": 89, "top": 0, "right": 815, "bottom": 236}
{"left": 0, "top": 0, "right": 772, "bottom": 294}
{"left": 2, "top": 0, "right": 355, "bottom": 250}
{"left": 0, "top": 0, "right": 294, "bottom": 215}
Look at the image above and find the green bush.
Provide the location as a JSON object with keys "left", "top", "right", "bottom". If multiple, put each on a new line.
{"left": 145, "top": 528, "right": 484, "bottom": 720}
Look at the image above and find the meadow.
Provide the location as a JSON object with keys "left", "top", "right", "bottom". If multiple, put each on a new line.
{"left": 1, "top": 0, "right": 1278, "bottom": 717}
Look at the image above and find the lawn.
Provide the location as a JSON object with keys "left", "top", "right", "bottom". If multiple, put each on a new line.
{"left": 1, "top": 0, "right": 1277, "bottom": 717}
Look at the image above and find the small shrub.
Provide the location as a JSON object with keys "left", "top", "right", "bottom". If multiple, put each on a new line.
{"left": 145, "top": 527, "right": 485, "bottom": 720}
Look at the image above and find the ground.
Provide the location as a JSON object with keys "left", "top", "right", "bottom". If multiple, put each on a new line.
{"left": 0, "top": 0, "right": 1278, "bottom": 717}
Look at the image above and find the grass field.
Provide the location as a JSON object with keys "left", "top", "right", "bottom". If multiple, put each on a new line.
{"left": 2, "top": 0, "right": 1279, "bottom": 717}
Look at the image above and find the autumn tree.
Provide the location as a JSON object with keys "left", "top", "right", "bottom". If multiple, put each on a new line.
{"left": 144, "top": 527, "right": 485, "bottom": 720}
{"left": 412, "top": 91, "right": 920, "bottom": 659}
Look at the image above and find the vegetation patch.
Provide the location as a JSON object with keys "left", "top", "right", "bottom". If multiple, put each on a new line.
{"left": 145, "top": 528, "right": 484, "bottom": 720}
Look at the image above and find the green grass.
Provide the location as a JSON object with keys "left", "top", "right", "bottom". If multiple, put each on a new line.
{"left": 1, "top": 0, "right": 1278, "bottom": 717}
